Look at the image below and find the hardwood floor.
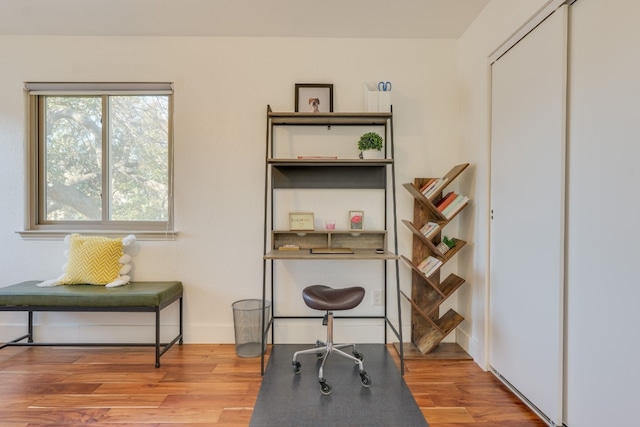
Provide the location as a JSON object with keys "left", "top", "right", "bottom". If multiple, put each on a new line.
{"left": 0, "top": 344, "right": 547, "bottom": 426}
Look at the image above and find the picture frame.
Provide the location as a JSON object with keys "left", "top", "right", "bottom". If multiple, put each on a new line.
{"left": 289, "top": 212, "right": 315, "bottom": 231}
{"left": 349, "top": 210, "right": 364, "bottom": 231}
{"left": 295, "top": 83, "right": 334, "bottom": 113}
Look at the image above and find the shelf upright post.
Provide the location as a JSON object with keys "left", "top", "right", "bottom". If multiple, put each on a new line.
{"left": 389, "top": 106, "right": 404, "bottom": 374}
{"left": 260, "top": 105, "right": 272, "bottom": 376}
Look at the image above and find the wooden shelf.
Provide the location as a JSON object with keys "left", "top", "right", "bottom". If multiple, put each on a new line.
{"left": 401, "top": 255, "right": 440, "bottom": 285}
{"left": 400, "top": 273, "right": 465, "bottom": 311}
{"left": 402, "top": 184, "right": 470, "bottom": 224}
{"left": 438, "top": 274, "right": 466, "bottom": 297}
{"left": 400, "top": 163, "right": 470, "bottom": 357}
{"left": 268, "top": 158, "right": 392, "bottom": 166}
{"left": 268, "top": 230, "right": 395, "bottom": 260}
{"left": 400, "top": 290, "right": 438, "bottom": 325}
{"left": 401, "top": 220, "right": 467, "bottom": 261}
{"left": 393, "top": 342, "right": 472, "bottom": 360}
{"left": 265, "top": 249, "right": 398, "bottom": 260}
{"left": 269, "top": 111, "right": 391, "bottom": 126}
{"left": 401, "top": 220, "right": 441, "bottom": 247}
{"left": 272, "top": 230, "right": 386, "bottom": 249}
{"left": 402, "top": 183, "right": 447, "bottom": 221}
{"left": 409, "top": 308, "right": 464, "bottom": 354}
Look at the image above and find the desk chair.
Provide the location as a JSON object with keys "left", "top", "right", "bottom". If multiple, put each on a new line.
{"left": 292, "top": 284, "right": 372, "bottom": 395}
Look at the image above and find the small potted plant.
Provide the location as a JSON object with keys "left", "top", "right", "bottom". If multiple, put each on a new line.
{"left": 357, "top": 132, "right": 384, "bottom": 159}
{"left": 436, "top": 236, "right": 456, "bottom": 255}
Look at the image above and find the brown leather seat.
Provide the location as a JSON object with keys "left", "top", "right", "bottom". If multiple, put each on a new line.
{"left": 302, "top": 285, "right": 365, "bottom": 311}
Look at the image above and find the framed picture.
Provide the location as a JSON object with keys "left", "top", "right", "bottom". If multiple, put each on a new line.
{"left": 295, "top": 83, "right": 333, "bottom": 113}
{"left": 349, "top": 210, "right": 364, "bottom": 231}
{"left": 289, "top": 212, "right": 315, "bottom": 231}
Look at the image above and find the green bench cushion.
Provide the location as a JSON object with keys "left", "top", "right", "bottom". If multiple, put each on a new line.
{"left": 0, "top": 281, "right": 183, "bottom": 308}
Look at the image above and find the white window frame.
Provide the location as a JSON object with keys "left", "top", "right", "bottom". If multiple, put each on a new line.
{"left": 19, "top": 82, "right": 177, "bottom": 240}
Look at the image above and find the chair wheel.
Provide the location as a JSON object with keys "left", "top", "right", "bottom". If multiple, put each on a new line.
{"left": 319, "top": 380, "right": 332, "bottom": 395}
{"left": 353, "top": 351, "right": 364, "bottom": 361}
{"left": 360, "top": 371, "right": 372, "bottom": 387}
{"left": 293, "top": 361, "right": 301, "bottom": 374}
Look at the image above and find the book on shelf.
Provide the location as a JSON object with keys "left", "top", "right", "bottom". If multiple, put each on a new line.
{"left": 417, "top": 255, "right": 442, "bottom": 277}
{"left": 436, "top": 192, "right": 457, "bottom": 212}
{"left": 420, "top": 178, "right": 441, "bottom": 197}
{"left": 434, "top": 191, "right": 452, "bottom": 207}
{"left": 442, "top": 194, "right": 470, "bottom": 219}
{"left": 297, "top": 155, "right": 338, "bottom": 159}
{"left": 441, "top": 194, "right": 465, "bottom": 216}
{"left": 419, "top": 221, "right": 440, "bottom": 239}
{"left": 425, "top": 226, "right": 440, "bottom": 239}
{"left": 416, "top": 256, "right": 429, "bottom": 269}
{"left": 422, "top": 177, "right": 449, "bottom": 199}
{"left": 418, "top": 178, "right": 436, "bottom": 193}
{"left": 278, "top": 244, "right": 300, "bottom": 251}
{"left": 310, "top": 247, "right": 353, "bottom": 254}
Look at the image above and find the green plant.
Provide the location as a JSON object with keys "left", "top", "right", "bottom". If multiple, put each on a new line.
{"left": 442, "top": 236, "right": 457, "bottom": 249}
{"left": 357, "top": 132, "right": 384, "bottom": 152}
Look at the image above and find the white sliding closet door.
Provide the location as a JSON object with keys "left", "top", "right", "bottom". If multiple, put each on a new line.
{"left": 566, "top": 0, "right": 640, "bottom": 424}
{"left": 489, "top": 5, "right": 567, "bottom": 425}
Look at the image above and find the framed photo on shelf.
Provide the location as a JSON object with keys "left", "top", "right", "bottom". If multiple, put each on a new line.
{"left": 289, "top": 212, "right": 315, "bottom": 231}
{"left": 295, "top": 83, "right": 333, "bottom": 113}
{"left": 349, "top": 210, "right": 364, "bottom": 231}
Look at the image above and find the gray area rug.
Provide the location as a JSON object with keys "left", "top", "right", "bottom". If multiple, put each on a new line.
{"left": 250, "top": 344, "right": 428, "bottom": 427}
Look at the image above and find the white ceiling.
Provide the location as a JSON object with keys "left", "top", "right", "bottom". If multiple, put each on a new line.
{"left": 0, "top": 0, "right": 489, "bottom": 39}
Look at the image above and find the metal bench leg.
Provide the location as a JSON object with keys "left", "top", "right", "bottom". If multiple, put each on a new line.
{"left": 179, "top": 296, "right": 183, "bottom": 344}
{"left": 155, "top": 308, "right": 161, "bottom": 368}
{"left": 28, "top": 311, "right": 34, "bottom": 343}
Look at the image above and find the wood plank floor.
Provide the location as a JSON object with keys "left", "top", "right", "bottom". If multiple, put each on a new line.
{"left": 0, "top": 344, "right": 547, "bottom": 426}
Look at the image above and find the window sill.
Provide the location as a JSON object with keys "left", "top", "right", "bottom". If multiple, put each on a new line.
{"left": 17, "top": 230, "right": 178, "bottom": 241}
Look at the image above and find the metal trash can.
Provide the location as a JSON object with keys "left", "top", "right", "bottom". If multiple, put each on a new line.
{"left": 232, "top": 299, "right": 271, "bottom": 358}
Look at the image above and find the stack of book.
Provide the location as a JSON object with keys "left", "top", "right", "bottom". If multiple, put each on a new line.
{"left": 278, "top": 244, "right": 300, "bottom": 251}
{"left": 435, "top": 191, "right": 470, "bottom": 219}
{"left": 417, "top": 255, "right": 442, "bottom": 278}
{"left": 419, "top": 178, "right": 448, "bottom": 199}
{"left": 419, "top": 221, "right": 440, "bottom": 239}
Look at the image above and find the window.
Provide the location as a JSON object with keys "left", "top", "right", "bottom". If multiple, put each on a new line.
{"left": 23, "top": 83, "right": 175, "bottom": 239}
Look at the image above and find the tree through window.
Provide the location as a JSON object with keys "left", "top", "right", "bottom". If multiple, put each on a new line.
{"left": 25, "top": 83, "right": 174, "bottom": 236}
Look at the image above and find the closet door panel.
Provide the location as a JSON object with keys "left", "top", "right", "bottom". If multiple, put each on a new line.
{"left": 489, "top": 6, "right": 566, "bottom": 425}
{"left": 566, "top": 0, "right": 640, "bottom": 424}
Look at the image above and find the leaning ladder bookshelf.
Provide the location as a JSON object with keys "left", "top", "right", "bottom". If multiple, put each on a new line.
{"left": 261, "top": 106, "right": 404, "bottom": 374}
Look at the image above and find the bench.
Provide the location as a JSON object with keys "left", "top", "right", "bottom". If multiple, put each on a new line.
{"left": 0, "top": 280, "right": 183, "bottom": 368}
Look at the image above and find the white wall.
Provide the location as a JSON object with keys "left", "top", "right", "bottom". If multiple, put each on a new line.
{"left": 0, "top": 36, "right": 460, "bottom": 344}
{"left": 456, "top": 0, "right": 550, "bottom": 366}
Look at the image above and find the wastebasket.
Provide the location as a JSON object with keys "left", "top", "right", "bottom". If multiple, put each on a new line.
{"left": 232, "top": 299, "right": 271, "bottom": 358}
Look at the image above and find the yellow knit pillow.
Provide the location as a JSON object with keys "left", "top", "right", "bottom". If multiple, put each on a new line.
{"left": 61, "top": 234, "right": 124, "bottom": 285}
{"left": 37, "top": 234, "right": 136, "bottom": 288}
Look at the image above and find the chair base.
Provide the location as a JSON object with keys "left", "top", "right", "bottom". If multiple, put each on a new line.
{"left": 292, "top": 311, "right": 372, "bottom": 395}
